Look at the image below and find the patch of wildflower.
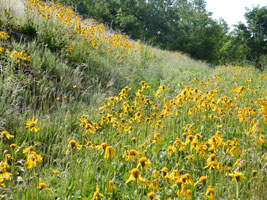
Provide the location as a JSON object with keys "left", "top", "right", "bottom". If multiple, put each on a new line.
{"left": 25, "top": 0, "right": 146, "bottom": 62}
{"left": 71, "top": 66, "right": 266, "bottom": 199}
{"left": 10, "top": 50, "right": 32, "bottom": 64}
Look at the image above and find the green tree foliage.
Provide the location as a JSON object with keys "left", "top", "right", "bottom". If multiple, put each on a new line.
{"left": 166, "top": 1, "right": 228, "bottom": 64}
{"left": 220, "top": 6, "right": 267, "bottom": 69}
{"left": 245, "top": 6, "right": 267, "bottom": 69}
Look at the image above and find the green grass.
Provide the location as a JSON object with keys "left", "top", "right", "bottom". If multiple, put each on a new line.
{"left": 0, "top": 0, "right": 266, "bottom": 200}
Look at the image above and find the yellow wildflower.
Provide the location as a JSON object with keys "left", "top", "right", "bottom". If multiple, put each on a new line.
{"left": 108, "top": 180, "right": 116, "bottom": 191}
{"left": 96, "top": 142, "right": 108, "bottom": 151}
{"left": 168, "top": 146, "right": 177, "bottom": 155}
{"left": 160, "top": 167, "right": 169, "bottom": 177}
{"left": 153, "top": 170, "right": 159, "bottom": 179}
{"left": 0, "top": 131, "right": 14, "bottom": 140}
{"left": 92, "top": 185, "right": 104, "bottom": 200}
{"left": 65, "top": 140, "right": 81, "bottom": 154}
{"left": 207, "top": 154, "right": 217, "bottom": 164}
{"left": 185, "top": 189, "right": 192, "bottom": 199}
{"left": 104, "top": 146, "right": 115, "bottom": 159}
{"left": 39, "top": 178, "right": 52, "bottom": 193}
{"left": 229, "top": 172, "right": 245, "bottom": 181}
{"left": 0, "top": 162, "right": 12, "bottom": 180}
{"left": 147, "top": 192, "right": 160, "bottom": 200}
{"left": 10, "top": 143, "right": 17, "bottom": 148}
{"left": 126, "top": 168, "right": 147, "bottom": 184}
{"left": 26, "top": 151, "right": 43, "bottom": 168}
{"left": 123, "top": 149, "right": 140, "bottom": 161}
{"left": 194, "top": 176, "right": 208, "bottom": 186}
{"left": 206, "top": 186, "right": 216, "bottom": 200}
{"left": 203, "top": 161, "right": 221, "bottom": 172}
{"left": 234, "top": 159, "right": 245, "bottom": 168}
{"left": 23, "top": 146, "right": 34, "bottom": 154}
{"left": 0, "top": 179, "right": 6, "bottom": 188}
{"left": 0, "top": 32, "right": 10, "bottom": 39}
{"left": 148, "top": 180, "right": 160, "bottom": 191}
{"left": 137, "top": 157, "right": 152, "bottom": 171}
{"left": 25, "top": 117, "right": 40, "bottom": 132}
{"left": 262, "top": 101, "right": 267, "bottom": 114}
{"left": 153, "top": 133, "right": 161, "bottom": 144}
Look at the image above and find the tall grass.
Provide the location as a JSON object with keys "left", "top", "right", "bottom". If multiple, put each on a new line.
{"left": 0, "top": 0, "right": 266, "bottom": 200}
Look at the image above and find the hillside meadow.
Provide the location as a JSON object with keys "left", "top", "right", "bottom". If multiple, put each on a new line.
{"left": 0, "top": 0, "right": 266, "bottom": 199}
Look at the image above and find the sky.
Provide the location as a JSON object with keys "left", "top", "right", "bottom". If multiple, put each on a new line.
{"left": 205, "top": 0, "right": 266, "bottom": 29}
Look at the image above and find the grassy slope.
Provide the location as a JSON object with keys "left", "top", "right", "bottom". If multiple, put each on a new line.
{"left": 0, "top": 0, "right": 209, "bottom": 132}
{"left": 0, "top": 0, "right": 266, "bottom": 200}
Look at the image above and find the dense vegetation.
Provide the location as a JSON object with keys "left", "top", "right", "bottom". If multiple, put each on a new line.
{"left": 57, "top": 0, "right": 267, "bottom": 69}
{"left": 0, "top": 0, "right": 266, "bottom": 200}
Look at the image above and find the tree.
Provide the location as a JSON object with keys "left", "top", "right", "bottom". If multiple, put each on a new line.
{"left": 220, "top": 6, "right": 267, "bottom": 69}
{"left": 245, "top": 6, "right": 267, "bottom": 69}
